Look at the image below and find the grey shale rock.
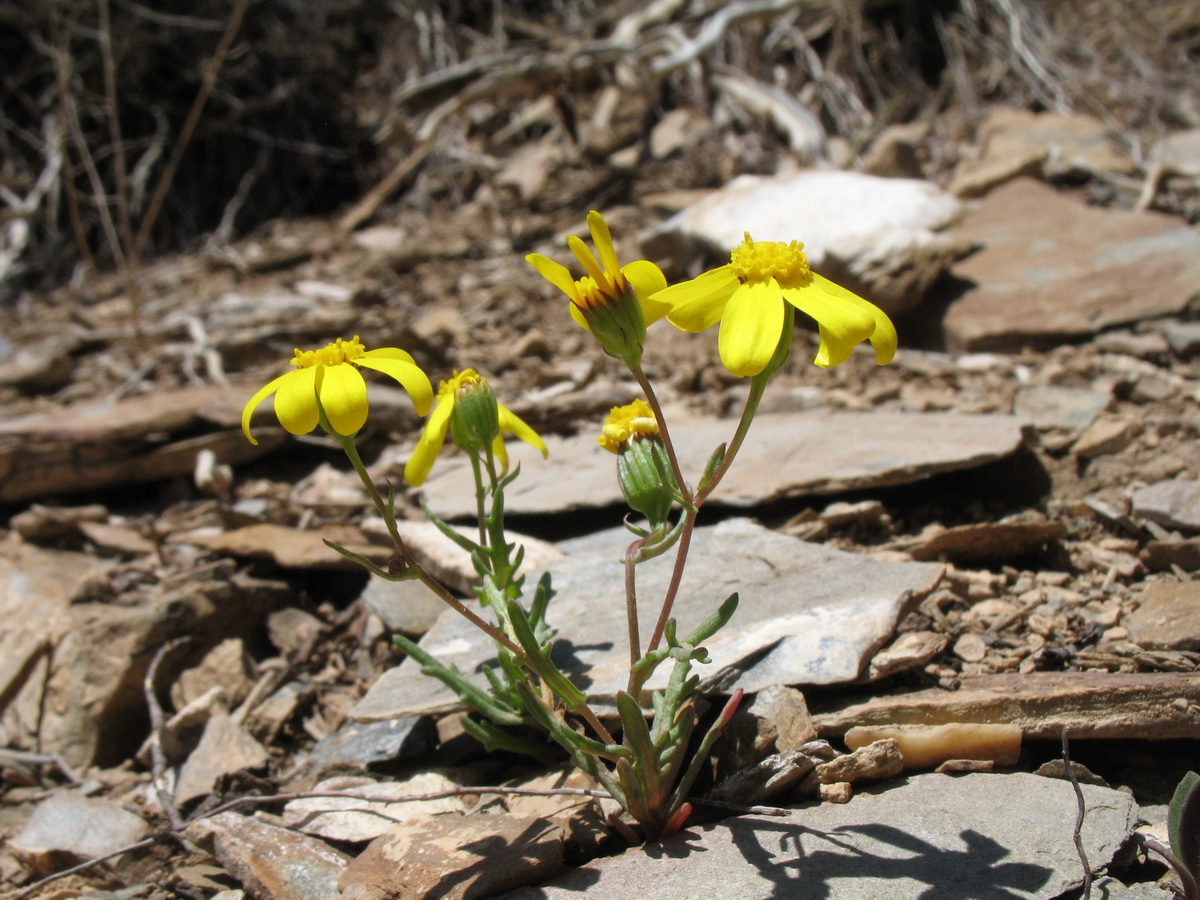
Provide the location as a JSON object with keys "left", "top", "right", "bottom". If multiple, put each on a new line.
{"left": 1013, "top": 384, "right": 1111, "bottom": 430}
{"left": 186, "top": 812, "right": 349, "bottom": 900}
{"left": 1131, "top": 479, "right": 1200, "bottom": 532}
{"left": 354, "top": 519, "right": 942, "bottom": 721}
{"left": 287, "top": 716, "right": 428, "bottom": 788}
{"left": 499, "top": 773, "right": 1137, "bottom": 900}
{"left": 943, "top": 178, "right": 1200, "bottom": 351}
{"left": 417, "top": 410, "right": 1026, "bottom": 519}
{"left": 9, "top": 791, "right": 150, "bottom": 877}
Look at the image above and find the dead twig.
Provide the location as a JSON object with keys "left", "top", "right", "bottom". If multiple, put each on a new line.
{"left": 0, "top": 749, "right": 83, "bottom": 787}
{"left": 1062, "top": 728, "right": 1093, "bottom": 900}
{"left": 144, "top": 636, "right": 193, "bottom": 834}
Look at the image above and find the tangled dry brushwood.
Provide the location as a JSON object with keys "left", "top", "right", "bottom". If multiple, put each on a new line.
{"left": 0, "top": 0, "right": 1196, "bottom": 304}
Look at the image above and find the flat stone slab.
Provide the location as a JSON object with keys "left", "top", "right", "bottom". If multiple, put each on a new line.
{"left": 1131, "top": 479, "right": 1200, "bottom": 532}
{"left": 943, "top": 178, "right": 1200, "bottom": 351}
{"left": 0, "top": 384, "right": 279, "bottom": 503}
{"left": 354, "top": 519, "right": 943, "bottom": 721}
{"left": 500, "top": 772, "right": 1136, "bottom": 900}
{"left": 1125, "top": 582, "right": 1200, "bottom": 651}
{"left": 809, "top": 671, "right": 1200, "bottom": 740}
{"left": 416, "top": 410, "right": 1026, "bottom": 519}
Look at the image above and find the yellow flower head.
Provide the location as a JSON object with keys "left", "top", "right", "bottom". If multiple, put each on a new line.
{"left": 404, "top": 369, "right": 548, "bottom": 487}
{"left": 526, "top": 211, "right": 669, "bottom": 364}
{"left": 651, "top": 234, "right": 898, "bottom": 377}
{"left": 242, "top": 335, "right": 432, "bottom": 445}
{"left": 598, "top": 398, "right": 660, "bottom": 454}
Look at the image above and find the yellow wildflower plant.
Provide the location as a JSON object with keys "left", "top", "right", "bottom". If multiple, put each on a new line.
{"left": 598, "top": 398, "right": 660, "bottom": 454}
{"left": 526, "top": 211, "right": 669, "bottom": 364}
{"left": 241, "top": 335, "right": 432, "bottom": 445}
{"left": 652, "top": 234, "right": 898, "bottom": 377}
{"left": 404, "top": 369, "right": 547, "bottom": 487}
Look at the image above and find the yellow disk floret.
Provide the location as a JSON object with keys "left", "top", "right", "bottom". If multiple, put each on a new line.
{"left": 729, "top": 234, "right": 811, "bottom": 287}
{"left": 599, "top": 398, "right": 660, "bottom": 454}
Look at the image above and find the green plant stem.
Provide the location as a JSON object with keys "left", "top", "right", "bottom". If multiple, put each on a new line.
{"left": 632, "top": 365, "right": 692, "bottom": 506}
{"left": 642, "top": 376, "right": 766, "bottom": 656}
{"left": 624, "top": 537, "right": 644, "bottom": 669}
{"left": 696, "top": 374, "right": 767, "bottom": 504}
{"left": 334, "top": 432, "right": 527, "bottom": 661}
{"left": 469, "top": 453, "right": 488, "bottom": 548}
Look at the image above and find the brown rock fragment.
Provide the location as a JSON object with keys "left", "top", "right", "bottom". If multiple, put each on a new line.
{"left": 1125, "top": 582, "right": 1200, "bottom": 651}
{"left": 338, "top": 813, "right": 565, "bottom": 900}
{"left": 187, "top": 812, "right": 349, "bottom": 900}
{"left": 816, "top": 738, "right": 903, "bottom": 785}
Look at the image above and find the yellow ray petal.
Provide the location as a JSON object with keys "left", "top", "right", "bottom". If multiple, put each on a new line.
{"left": 318, "top": 363, "right": 369, "bottom": 436}
{"left": 274, "top": 366, "right": 320, "bottom": 435}
{"left": 241, "top": 371, "right": 290, "bottom": 445}
{"left": 567, "top": 235, "right": 612, "bottom": 296}
{"left": 587, "top": 211, "right": 621, "bottom": 277}
{"left": 622, "top": 260, "right": 669, "bottom": 324}
{"left": 809, "top": 273, "right": 897, "bottom": 364}
{"left": 658, "top": 266, "right": 740, "bottom": 333}
{"left": 526, "top": 254, "right": 580, "bottom": 302}
{"left": 718, "top": 281, "right": 787, "bottom": 377}
{"left": 358, "top": 356, "right": 434, "bottom": 416}
{"left": 780, "top": 281, "right": 876, "bottom": 368}
{"left": 492, "top": 434, "right": 510, "bottom": 474}
{"left": 361, "top": 346, "right": 417, "bottom": 364}
{"left": 404, "top": 394, "right": 455, "bottom": 487}
{"left": 499, "top": 405, "right": 548, "bottom": 457}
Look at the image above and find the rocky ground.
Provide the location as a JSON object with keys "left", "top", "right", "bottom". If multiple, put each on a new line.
{"left": 2, "top": 2, "right": 1200, "bottom": 899}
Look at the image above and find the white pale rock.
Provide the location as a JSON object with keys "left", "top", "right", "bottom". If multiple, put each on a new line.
{"left": 498, "top": 773, "right": 1137, "bottom": 900}
{"left": 282, "top": 773, "right": 471, "bottom": 843}
{"left": 9, "top": 791, "right": 150, "bottom": 877}
{"left": 416, "top": 410, "right": 1026, "bottom": 519}
{"left": 653, "top": 170, "right": 960, "bottom": 264}
{"left": 643, "top": 170, "right": 962, "bottom": 314}
{"left": 353, "top": 519, "right": 942, "bottom": 721}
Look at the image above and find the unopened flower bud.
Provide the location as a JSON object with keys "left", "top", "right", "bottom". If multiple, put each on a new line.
{"left": 601, "top": 399, "right": 678, "bottom": 526}
{"left": 447, "top": 370, "right": 500, "bottom": 456}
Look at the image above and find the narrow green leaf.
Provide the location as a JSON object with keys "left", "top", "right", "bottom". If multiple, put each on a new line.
{"left": 697, "top": 443, "right": 726, "bottom": 494}
{"left": 419, "top": 499, "right": 482, "bottom": 554}
{"left": 323, "top": 540, "right": 397, "bottom": 579}
{"left": 685, "top": 592, "right": 739, "bottom": 646}
{"left": 1169, "top": 770, "right": 1200, "bottom": 881}
{"left": 391, "top": 633, "right": 522, "bottom": 725}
